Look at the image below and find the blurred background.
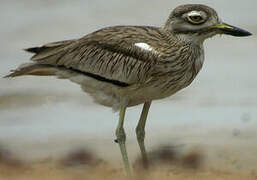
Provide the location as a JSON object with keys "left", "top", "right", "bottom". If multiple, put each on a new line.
{"left": 0, "top": 0, "right": 257, "bottom": 178}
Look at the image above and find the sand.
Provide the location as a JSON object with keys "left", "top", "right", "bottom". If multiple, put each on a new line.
{"left": 0, "top": 163, "right": 256, "bottom": 180}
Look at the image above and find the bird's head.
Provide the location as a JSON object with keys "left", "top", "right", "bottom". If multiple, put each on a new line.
{"left": 164, "top": 4, "right": 252, "bottom": 42}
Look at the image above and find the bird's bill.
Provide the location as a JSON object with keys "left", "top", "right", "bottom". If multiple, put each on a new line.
{"left": 209, "top": 23, "right": 252, "bottom": 37}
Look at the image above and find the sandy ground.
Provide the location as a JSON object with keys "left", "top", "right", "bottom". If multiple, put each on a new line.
{"left": 0, "top": 127, "right": 257, "bottom": 180}
{"left": 0, "top": 154, "right": 256, "bottom": 180}
{"left": 0, "top": 165, "right": 256, "bottom": 180}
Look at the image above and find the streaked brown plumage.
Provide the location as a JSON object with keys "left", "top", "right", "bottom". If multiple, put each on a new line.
{"left": 5, "top": 4, "right": 251, "bottom": 174}
{"left": 7, "top": 25, "right": 202, "bottom": 108}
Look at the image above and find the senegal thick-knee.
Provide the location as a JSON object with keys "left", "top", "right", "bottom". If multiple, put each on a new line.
{"left": 5, "top": 4, "right": 251, "bottom": 174}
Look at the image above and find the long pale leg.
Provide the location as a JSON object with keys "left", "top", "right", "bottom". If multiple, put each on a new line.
{"left": 136, "top": 101, "right": 152, "bottom": 169}
{"left": 115, "top": 107, "right": 131, "bottom": 175}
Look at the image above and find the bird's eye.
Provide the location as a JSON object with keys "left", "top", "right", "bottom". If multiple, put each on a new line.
{"left": 187, "top": 15, "right": 205, "bottom": 24}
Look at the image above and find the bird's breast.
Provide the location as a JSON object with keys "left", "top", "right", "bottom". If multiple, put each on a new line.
{"left": 144, "top": 43, "right": 205, "bottom": 98}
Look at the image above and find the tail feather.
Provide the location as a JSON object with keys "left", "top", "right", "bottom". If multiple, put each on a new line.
{"left": 4, "top": 63, "right": 57, "bottom": 78}
{"left": 5, "top": 39, "right": 76, "bottom": 78}
{"left": 25, "top": 47, "right": 49, "bottom": 54}
{"left": 25, "top": 40, "right": 75, "bottom": 61}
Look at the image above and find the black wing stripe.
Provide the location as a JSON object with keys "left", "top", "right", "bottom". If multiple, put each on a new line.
{"left": 62, "top": 66, "right": 130, "bottom": 87}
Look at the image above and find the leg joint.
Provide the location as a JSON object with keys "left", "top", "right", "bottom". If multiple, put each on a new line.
{"left": 116, "top": 127, "right": 126, "bottom": 143}
{"left": 136, "top": 126, "right": 145, "bottom": 142}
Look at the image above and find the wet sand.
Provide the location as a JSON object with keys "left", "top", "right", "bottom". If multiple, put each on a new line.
{"left": 0, "top": 165, "right": 256, "bottom": 180}
{"left": 0, "top": 120, "right": 257, "bottom": 179}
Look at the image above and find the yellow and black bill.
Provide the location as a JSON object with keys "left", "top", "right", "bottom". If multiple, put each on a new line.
{"left": 211, "top": 23, "right": 252, "bottom": 37}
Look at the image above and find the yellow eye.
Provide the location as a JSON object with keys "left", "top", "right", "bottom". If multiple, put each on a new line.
{"left": 187, "top": 15, "right": 205, "bottom": 24}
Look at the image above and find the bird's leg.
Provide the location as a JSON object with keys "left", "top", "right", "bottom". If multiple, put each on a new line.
{"left": 136, "top": 101, "right": 152, "bottom": 169}
{"left": 115, "top": 107, "right": 131, "bottom": 175}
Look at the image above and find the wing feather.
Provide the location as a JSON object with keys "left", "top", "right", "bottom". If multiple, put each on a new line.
{"left": 28, "top": 26, "right": 166, "bottom": 85}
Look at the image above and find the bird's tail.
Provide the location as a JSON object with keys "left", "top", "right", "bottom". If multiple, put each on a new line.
{"left": 4, "top": 39, "right": 75, "bottom": 78}
{"left": 4, "top": 63, "right": 57, "bottom": 78}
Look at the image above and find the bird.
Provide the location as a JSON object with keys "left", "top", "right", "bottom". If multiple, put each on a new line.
{"left": 5, "top": 4, "right": 251, "bottom": 174}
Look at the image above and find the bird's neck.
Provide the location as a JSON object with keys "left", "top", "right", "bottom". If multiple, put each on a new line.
{"left": 175, "top": 32, "right": 205, "bottom": 45}
{"left": 175, "top": 33, "right": 205, "bottom": 75}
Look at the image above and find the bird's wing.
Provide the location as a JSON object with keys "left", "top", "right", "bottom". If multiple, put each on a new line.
{"left": 28, "top": 26, "right": 165, "bottom": 85}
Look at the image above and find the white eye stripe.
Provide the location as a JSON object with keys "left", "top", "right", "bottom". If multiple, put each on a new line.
{"left": 135, "top": 43, "right": 154, "bottom": 52}
{"left": 187, "top": 11, "right": 201, "bottom": 17}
